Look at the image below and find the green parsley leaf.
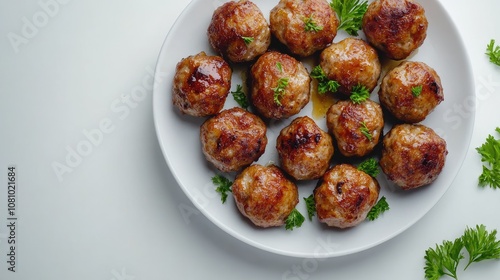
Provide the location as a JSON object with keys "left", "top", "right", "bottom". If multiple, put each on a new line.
{"left": 366, "top": 196, "right": 389, "bottom": 221}
{"left": 212, "top": 174, "right": 232, "bottom": 204}
{"left": 241, "top": 36, "right": 254, "bottom": 45}
{"left": 412, "top": 85, "right": 423, "bottom": 97}
{"left": 462, "top": 224, "right": 500, "bottom": 269}
{"left": 285, "top": 208, "right": 305, "bottom": 230}
{"left": 359, "top": 121, "right": 372, "bottom": 141}
{"left": 273, "top": 77, "right": 289, "bottom": 106}
{"left": 424, "top": 238, "right": 464, "bottom": 280}
{"left": 276, "top": 62, "right": 283, "bottom": 73}
{"left": 476, "top": 127, "right": 500, "bottom": 189}
{"left": 310, "top": 65, "right": 340, "bottom": 94}
{"left": 231, "top": 84, "right": 249, "bottom": 109}
{"left": 350, "top": 84, "right": 370, "bottom": 104}
{"left": 357, "top": 158, "right": 379, "bottom": 177}
{"left": 330, "top": 0, "right": 368, "bottom": 36}
{"left": 486, "top": 39, "right": 500, "bottom": 66}
{"left": 303, "top": 194, "right": 316, "bottom": 221}
{"left": 304, "top": 15, "right": 323, "bottom": 32}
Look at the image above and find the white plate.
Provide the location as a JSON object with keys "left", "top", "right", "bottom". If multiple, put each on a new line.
{"left": 153, "top": 0, "right": 475, "bottom": 258}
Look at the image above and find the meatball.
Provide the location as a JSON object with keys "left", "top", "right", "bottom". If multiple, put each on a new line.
{"left": 232, "top": 164, "right": 299, "bottom": 228}
{"left": 362, "top": 0, "right": 428, "bottom": 60}
{"left": 172, "top": 52, "right": 232, "bottom": 117}
{"left": 380, "top": 124, "right": 448, "bottom": 190}
{"left": 314, "top": 164, "right": 380, "bottom": 228}
{"left": 200, "top": 108, "right": 267, "bottom": 172}
{"left": 319, "top": 38, "right": 381, "bottom": 96}
{"left": 250, "top": 51, "right": 311, "bottom": 119}
{"left": 270, "top": 0, "right": 339, "bottom": 57}
{"left": 207, "top": 0, "right": 271, "bottom": 63}
{"left": 379, "top": 61, "right": 444, "bottom": 123}
{"left": 326, "top": 99, "right": 384, "bottom": 157}
{"left": 276, "top": 116, "right": 334, "bottom": 180}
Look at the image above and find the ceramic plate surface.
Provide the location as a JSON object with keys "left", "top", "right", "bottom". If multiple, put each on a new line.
{"left": 153, "top": 0, "right": 475, "bottom": 258}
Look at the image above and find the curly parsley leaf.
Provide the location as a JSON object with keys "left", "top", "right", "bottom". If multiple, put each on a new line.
{"left": 273, "top": 78, "right": 289, "bottom": 106}
{"left": 303, "top": 194, "right": 316, "bottom": 221}
{"left": 424, "top": 238, "right": 464, "bottom": 280}
{"left": 241, "top": 36, "right": 254, "bottom": 45}
{"left": 412, "top": 85, "right": 423, "bottom": 97}
{"left": 359, "top": 121, "right": 373, "bottom": 141}
{"left": 357, "top": 158, "right": 379, "bottom": 177}
{"left": 231, "top": 84, "right": 249, "bottom": 109}
{"left": 462, "top": 224, "right": 500, "bottom": 269}
{"left": 486, "top": 39, "right": 500, "bottom": 67}
{"left": 366, "top": 196, "right": 389, "bottom": 221}
{"left": 330, "top": 0, "right": 368, "bottom": 36}
{"left": 304, "top": 15, "right": 323, "bottom": 32}
{"left": 310, "top": 65, "right": 340, "bottom": 94}
{"left": 212, "top": 174, "right": 232, "bottom": 204}
{"left": 285, "top": 209, "right": 305, "bottom": 230}
{"left": 350, "top": 84, "right": 370, "bottom": 104}
{"left": 476, "top": 127, "right": 500, "bottom": 189}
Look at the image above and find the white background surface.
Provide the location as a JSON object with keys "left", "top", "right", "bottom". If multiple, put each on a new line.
{"left": 0, "top": 0, "right": 499, "bottom": 279}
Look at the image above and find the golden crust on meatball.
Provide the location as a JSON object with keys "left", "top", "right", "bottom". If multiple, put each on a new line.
{"left": 319, "top": 38, "right": 381, "bottom": 96}
{"left": 326, "top": 99, "right": 384, "bottom": 157}
{"left": 200, "top": 108, "right": 267, "bottom": 172}
{"left": 277, "top": 116, "right": 334, "bottom": 180}
{"left": 379, "top": 61, "right": 443, "bottom": 123}
{"left": 207, "top": 0, "right": 271, "bottom": 63}
{"left": 270, "top": 0, "right": 339, "bottom": 57}
{"left": 232, "top": 164, "right": 299, "bottom": 228}
{"left": 362, "top": 0, "right": 428, "bottom": 60}
{"left": 250, "top": 51, "right": 311, "bottom": 119}
{"left": 380, "top": 124, "right": 448, "bottom": 190}
{"left": 314, "top": 164, "right": 380, "bottom": 228}
{"left": 172, "top": 52, "right": 232, "bottom": 117}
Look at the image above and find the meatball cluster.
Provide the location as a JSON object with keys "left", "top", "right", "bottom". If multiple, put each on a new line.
{"left": 314, "top": 164, "right": 380, "bottom": 228}
{"left": 207, "top": 0, "right": 271, "bottom": 63}
{"left": 277, "top": 116, "right": 334, "bottom": 180}
{"left": 326, "top": 99, "right": 384, "bottom": 157}
{"left": 232, "top": 164, "right": 299, "bottom": 227}
{"left": 379, "top": 61, "right": 444, "bottom": 123}
{"left": 319, "top": 38, "right": 381, "bottom": 96}
{"left": 200, "top": 108, "right": 267, "bottom": 172}
{"left": 362, "top": 0, "right": 428, "bottom": 60}
{"left": 173, "top": 52, "right": 232, "bottom": 117}
{"left": 380, "top": 124, "right": 448, "bottom": 190}
{"left": 270, "top": 0, "right": 339, "bottom": 57}
{"left": 250, "top": 51, "right": 310, "bottom": 119}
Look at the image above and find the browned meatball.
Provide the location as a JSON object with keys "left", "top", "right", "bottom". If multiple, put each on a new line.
{"left": 379, "top": 61, "right": 443, "bottom": 123}
{"left": 270, "top": 0, "right": 339, "bottom": 57}
{"left": 319, "top": 38, "right": 381, "bottom": 96}
{"left": 314, "top": 164, "right": 380, "bottom": 228}
{"left": 200, "top": 108, "right": 267, "bottom": 172}
{"left": 250, "top": 51, "right": 310, "bottom": 119}
{"left": 362, "top": 0, "right": 428, "bottom": 60}
{"left": 232, "top": 164, "right": 299, "bottom": 227}
{"left": 172, "top": 52, "right": 232, "bottom": 117}
{"left": 276, "top": 116, "right": 334, "bottom": 180}
{"left": 380, "top": 124, "right": 448, "bottom": 190}
{"left": 207, "top": 0, "right": 271, "bottom": 63}
{"left": 326, "top": 99, "right": 384, "bottom": 157}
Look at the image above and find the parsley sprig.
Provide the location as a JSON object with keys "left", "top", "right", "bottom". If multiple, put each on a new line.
{"left": 486, "top": 39, "right": 500, "bottom": 66}
{"left": 304, "top": 15, "right": 323, "bottom": 32}
{"left": 424, "top": 224, "right": 500, "bottom": 280}
{"left": 273, "top": 62, "right": 289, "bottom": 106}
{"left": 285, "top": 209, "right": 305, "bottom": 230}
{"left": 412, "top": 85, "right": 423, "bottom": 97}
{"left": 330, "top": 0, "right": 368, "bottom": 36}
{"left": 212, "top": 174, "right": 232, "bottom": 204}
{"left": 476, "top": 127, "right": 500, "bottom": 189}
{"left": 359, "top": 121, "right": 372, "bottom": 141}
{"left": 303, "top": 194, "right": 316, "bottom": 221}
{"left": 310, "top": 65, "right": 340, "bottom": 94}
{"left": 231, "top": 84, "right": 249, "bottom": 109}
{"left": 357, "top": 158, "right": 379, "bottom": 177}
{"left": 366, "top": 196, "right": 389, "bottom": 221}
{"left": 241, "top": 36, "right": 254, "bottom": 45}
{"left": 350, "top": 84, "right": 370, "bottom": 104}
